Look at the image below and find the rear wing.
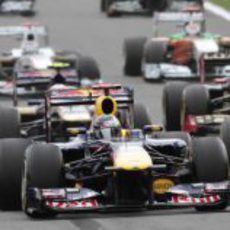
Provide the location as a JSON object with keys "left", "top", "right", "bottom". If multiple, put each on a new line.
{"left": 0, "top": 25, "right": 47, "bottom": 36}
{"left": 15, "top": 69, "right": 79, "bottom": 87}
{"left": 46, "top": 84, "right": 134, "bottom": 107}
{"left": 153, "top": 12, "right": 206, "bottom": 36}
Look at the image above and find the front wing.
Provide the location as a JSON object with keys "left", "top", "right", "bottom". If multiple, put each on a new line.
{"left": 25, "top": 182, "right": 230, "bottom": 215}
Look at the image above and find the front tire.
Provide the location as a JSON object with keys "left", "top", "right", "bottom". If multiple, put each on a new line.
{"left": 123, "top": 37, "right": 146, "bottom": 76}
{"left": 0, "top": 106, "right": 20, "bottom": 138}
{"left": 22, "top": 143, "right": 63, "bottom": 218}
{"left": 192, "top": 137, "right": 229, "bottom": 211}
{"left": 0, "top": 139, "right": 31, "bottom": 210}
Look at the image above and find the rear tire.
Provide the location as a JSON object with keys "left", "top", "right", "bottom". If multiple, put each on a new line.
{"left": 133, "top": 104, "right": 151, "bottom": 129}
{"left": 182, "top": 84, "right": 210, "bottom": 129}
{"left": 192, "top": 137, "right": 229, "bottom": 211}
{"left": 124, "top": 37, "right": 146, "bottom": 76}
{"left": 183, "top": 85, "right": 210, "bottom": 115}
{"left": 162, "top": 82, "right": 187, "bottom": 131}
{"left": 0, "top": 139, "right": 31, "bottom": 210}
{"left": 0, "top": 106, "right": 20, "bottom": 138}
{"left": 78, "top": 56, "right": 101, "bottom": 80}
{"left": 22, "top": 143, "right": 63, "bottom": 218}
{"left": 148, "top": 0, "right": 169, "bottom": 11}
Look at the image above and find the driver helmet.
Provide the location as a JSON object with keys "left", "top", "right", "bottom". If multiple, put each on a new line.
{"left": 93, "top": 114, "right": 121, "bottom": 140}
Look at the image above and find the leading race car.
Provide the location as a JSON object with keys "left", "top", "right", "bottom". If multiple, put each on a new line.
{"left": 123, "top": 11, "right": 230, "bottom": 81}
{"left": 40, "top": 83, "right": 150, "bottom": 142}
{"left": 101, "top": 0, "right": 203, "bottom": 17}
{"left": 0, "top": 107, "right": 228, "bottom": 216}
{"left": 0, "top": 81, "right": 151, "bottom": 143}
{"left": 0, "top": 0, "right": 35, "bottom": 16}
{"left": 0, "top": 24, "right": 101, "bottom": 82}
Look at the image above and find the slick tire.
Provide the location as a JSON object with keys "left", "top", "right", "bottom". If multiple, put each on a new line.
{"left": 22, "top": 143, "right": 63, "bottom": 218}
{"left": 143, "top": 41, "right": 167, "bottom": 63}
{"left": 192, "top": 137, "right": 229, "bottom": 211}
{"left": 0, "top": 139, "right": 32, "bottom": 210}
{"left": 78, "top": 56, "right": 101, "bottom": 80}
{"left": 181, "top": 84, "right": 210, "bottom": 129}
{"left": 147, "top": 0, "right": 169, "bottom": 12}
{"left": 162, "top": 81, "right": 187, "bottom": 131}
{"left": 220, "top": 118, "right": 230, "bottom": 163}
{"left": 0, "top": 106, "right": 20, "bottom": 138}
{"left": 133, "top": 103, "right": 151, "bottom": 129}
{"left": 124, "top": 37, "right": 146, "bottom": 76}
{"left": 101, "top": 0, "right": 106, "bottom": 11}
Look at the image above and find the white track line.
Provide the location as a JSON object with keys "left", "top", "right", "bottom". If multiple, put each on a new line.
{"left": 204, "top": 2, "right": 230, "bottom": 21}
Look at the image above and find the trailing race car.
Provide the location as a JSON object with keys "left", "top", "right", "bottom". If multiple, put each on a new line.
{"left": 162, "top": 79, "right": 230, "bottom": 162}
{"left": 101, "top": 0, "right": 203, "bottom": 17}
{"left": 123, "top": 11, "right": 230, "bottom": 81}
{"left": 0, "top": 0, "right": 35, "bottom": 16}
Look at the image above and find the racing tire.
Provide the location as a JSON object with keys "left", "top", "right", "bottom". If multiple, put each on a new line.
{"left": 21, "top": 11, "right": 36, "bottom": 17}
{"left": 0, "top": 138, "right": 32, "bottom": 210}
{"left": 147, "top": 0, "right": 169, "bottom": 12}
{"left": 124, "top": 37, "right": 146, "bottom": 76}
{"left": 78, "top": 56, "right": 101, "bottom": 80}
{"left": 181, "top": 84, "right": 210, "bottom": 129}
{"left": 22, "top": 143, "right": 63, "bottom": 218}
{"left": 143, "top": 41, "right": 167, "bottom": 63}
{"left": 133, "top": 103, "right": 151, "bottom": 129}
{"left": 162, "top": 81, "right": 187, "bottom": 131}
{"left": 0, "top": 106, "right": 20, "bottom": 138}
{"left": 183, "top": 84, "right": 210, "bottom": 115}
{"left": 192, "top": 137, "right": 229, "bottom": 211}
{"left": 101, "top": 0, "right": 106, "bottom": 12}
{"left": 220, "top": 118, "right": 230, "bottom": 163}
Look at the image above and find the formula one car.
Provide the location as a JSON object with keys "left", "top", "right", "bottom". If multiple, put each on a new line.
{"left": 123, "top": 11, "right": 230, "bottom": 81}
{"left": 0, "top": 123, "right": 228, "bottom": 215}
{"left": 0, "top": 0, "right": 35, "bottom": 16}
{"left": 39, "top": 83, "right": 150, "bottom": 142}
{"left": 0, "top": 83, "right": 151, "bottom": 143}
{"left": 162, "top": 79, "right": 230, "bottom": 161}
{"left": 101, "top": 0, "right": 203, "bottom": 17}
{"left": 0, "top": 92, "right": 228, "bottom": 215}
{"left": 0, "top": 24, "right": 101, "bottom": 82}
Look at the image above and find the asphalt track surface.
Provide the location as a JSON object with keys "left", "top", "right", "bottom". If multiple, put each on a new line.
{"left": 0, "top": 0, "right": 229, "bottom": 229}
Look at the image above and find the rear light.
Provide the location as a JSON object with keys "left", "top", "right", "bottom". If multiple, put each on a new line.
{"left": 183, "top": 115, "right": 199, "bottom": 133}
